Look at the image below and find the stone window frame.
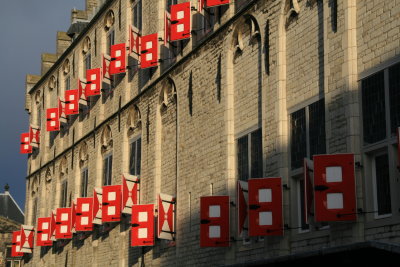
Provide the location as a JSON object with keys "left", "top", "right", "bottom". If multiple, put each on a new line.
{"left": 159, "top": 78, "right": 177, "bottom": 112}
{"left": 63, "top": 58, "right": 71, "bottom": 91}
{"left": 82, "top": 36, "right": 92, "bottom": 75}
{"left": 360, "top": 62, "right": 400, "bottom": 222}
{"left": 59, "top": 157, "right": 69, "bottom": 208}
{"left": 131, "top": 0, "right": 142, "bottom": 32}
{"left": 101, "top": 125, "right": 113, "bottom": 186}
{"left": 79, "top": 142, "right": 89, "bottom": 197}
{"left": 236, "top": 126, "right": 263, "bottom": 182}
{"left": 288, "top": 97, "right": 327, "bottom": 233}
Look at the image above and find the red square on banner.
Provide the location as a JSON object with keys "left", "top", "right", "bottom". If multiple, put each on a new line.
{"left": 248, "top": 178, "right": 283, "bottom": 236}
{"left": 314, "top": 154, "right": 356, "bottom": 222}
{"left": 170, "top": 2, "right": 191, "bottom": 41}
{"left": 131, "top": 204, "right": 154, "bottom": 246}
{"left": 20, "top": 133, "right": 32, "bottom": 154}
{"left": 102, "top": 185, "right": 122, "bottom": 222}
{"left": 206, "top": 0, "right": 230, "bottom": 8}
{"left": 140, "top": 33, "right": 158, "bottom": 69}
{"left": 55, "top": 208, "right": 72, "bottom": 239}
{"left": 110, "top": 43, "right": 126, "bottom": 74}
{"left": 200, "top": 196, "right": 230, "bottom": 247}
{"left": 36, "top": 217, "right": 52, "bottom": 246}
{"left": 75, "top": 197, "right": 94, "bottom": 231}
{"left": 65, "top": 89, "right": 79, "bottom": 115}
{"left": 86, "top": 68, "right": 102, "bottom": 96}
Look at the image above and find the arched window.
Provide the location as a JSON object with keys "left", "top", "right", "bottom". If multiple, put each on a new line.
{"left": 127, "top": 106, "right": 142, "bottom": 176}
{"left": 79, "top": 142, "right": 89, "bottom": 197}
{"left": 101, "top": 125, "right": 113, "bottom": 185}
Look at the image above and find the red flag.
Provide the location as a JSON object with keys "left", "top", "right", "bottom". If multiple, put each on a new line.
{"left": 314, "top": 154, "right": 356, "bottom": 222}
{"left": 200, "top": 196, "right": 230, "bottom": 247}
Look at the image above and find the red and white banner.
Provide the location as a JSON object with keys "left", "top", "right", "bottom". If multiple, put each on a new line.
{"left": 121, "top": 173, "right": 139, "bottom": 214}
{"left": 248, "top": 178, "right": 283, "bottom": 236}
{"left": 65, "top": 89, "right": 79, "bottom": 115}
{"left": 20, "top": 133, "right": 32, "bottom": 154}
{"left": 205, "top": 0, "right": 230, "bottom": 8}
{"left": 131, "top": 204, "right": 154, "bottom": 246}
{"left": 86, "top": 68, "right": 102, "bottom": 96}
{"left": 140, "top": 33, "right": 158, "bottom": 69}
{"left": 110, "top": 43, "right": 126, "bottom": 75}
{"left": 50, "top": 210, "right": 56, "bottom": 241}
{"left": 314, "top": 154, "right": 356, "bottom": 222}
{"left": 200, "top": 196, "right": 230, "bottom": 247}
{"left": 92, "top": 188, "right": 103, "bottom": 225}
{"left": 78, "top": 78, "right": 88, "bottom": 105}
{"left": 237, "top": 180, "right": 248, "bottom": 237}
{"left": 304, "top": 158, "right": 314, "bottom": 224}
{"left": 29, "top": 125, "right": 40, "bottom": 148}
{"left": 164, "top": 11, "right": 171, "bottom": 46}
{"left": 129, "top": 25, "right": 141, "bottom": 59}
{"left": 58, "top": 98, "right": 67, "bottom": 124}
{"left": 20, "top": 225, "right": 34, "bottom": 253}
{"left": 75, "top": 197, "right": 94, "bottom": 231}
{"left": 102, "top": 185, "right": 122, "bottom": 222}
{"left": 102, "top": 54, "right": 112, "bottom": 85}
{"left": 157, "top": 193, "right": 175, "bottom": 240}
{"left": 170, "top": 2, "right": 191, "bottom": 41}
{"left": 11, "top": 231, "right": 24, "bottom": 257}
{"left": 46, "top": 108, "right": 60, "bottom": 131}
{"left": 71, "top": 200, "right": 76, "bottom": 233}
{"left": 36, "top": 217, "right": 52, "bottom": 246}
{"left": 55, "top": 208, "right": 72, "bottom": 239}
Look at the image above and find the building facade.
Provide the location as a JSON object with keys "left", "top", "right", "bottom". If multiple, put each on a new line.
{"left": 21, "top": 0, "right": 400, "bottom": 266}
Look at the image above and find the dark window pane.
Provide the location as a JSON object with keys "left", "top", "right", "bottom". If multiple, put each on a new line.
{"left": 108, "top": 155, "right": 113, "bottom": 185}
{"left": 61, "top": 181, "right": 68, "bottom": 207}
{"left": 291, "top": 108, "right": 307, "bottom": 169}
{"left": 129, "top": 141, "right": 136, "bottom": 175}
{"left": 389, "top": 63, "right": 400, "bottom": 135}
{"left": 251, "top": 129, "right": 263, "bottom": 178}
{"left": 237, "top": 135, "right": 249, "bottom": 181}
{"left": 375, "top": 154, "right": 391, "bottom": 215}
{"left": 136, "top": 138, "right": 141, "bottom": 175}
{"left": 81, "top": 169, "right": 88, "bottom": 197}
{"left": 362, "top": 71, "right": 386, "bottom": 144}
{"left": 309, "top": 99, "right": 326, "bottom": 157}
{"left": 103, "top": 156, "right": 112, "bottom": 186}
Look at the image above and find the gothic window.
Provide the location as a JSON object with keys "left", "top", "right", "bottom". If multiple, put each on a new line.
{"left": 237, "top": 128, "right": 263, "bottom": 181}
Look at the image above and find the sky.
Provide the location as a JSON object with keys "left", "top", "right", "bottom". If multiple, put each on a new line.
{"left": 0, "top": 0, "right": 86, "bottom": 210}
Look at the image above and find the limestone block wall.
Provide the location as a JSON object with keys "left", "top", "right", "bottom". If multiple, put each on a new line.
{"left": 21, "top": 0, "right": 400, "bottom": 266}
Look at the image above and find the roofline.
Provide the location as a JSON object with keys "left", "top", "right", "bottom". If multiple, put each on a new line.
{"left": 28, "top": 0, "right": 115, "bottom": 95}
{"left": 0, "top": 193, "right": 25, "bottom": 216}
{"left": 26, "top": 0, "right": 260, "bottom": 180}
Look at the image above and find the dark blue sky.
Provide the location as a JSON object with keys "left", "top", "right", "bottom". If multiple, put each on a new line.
{"left": 0, "top": 1, "right": 85, "bottom": 210}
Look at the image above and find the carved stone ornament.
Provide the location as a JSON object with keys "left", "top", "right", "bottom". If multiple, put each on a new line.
{"left": 45, "top": 167, "right": 52, "bottom": 182}
{"left": 160, "top": 78, "right": 176, "bottom": 110}
{"left": 63, "top": 59, "right": 70, "bottom": 75}
{"left": 79, "top": 142, "right": 89, "bottom": 164}
{"left": 127, "top": 105, "right": 142, "bottom": 134}
{"left": 101, "top": 125, "right": 113, "bottom": 152}
{"left": 104, "top": 10, "right": 115, "bottom": 30}
{"left": 82, "top": 36, "right": 91, "bottom": 54}
{"left": 59, "top": 157, "right": 68, "bottom": 175}
{"left": 48, "top": 75, "right": 56, "bottom": 90}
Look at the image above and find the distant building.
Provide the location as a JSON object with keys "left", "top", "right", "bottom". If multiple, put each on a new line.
{"left": 21, "top": 0, "right": 400, "bottom": 266}
{"left": 0, "top": 185, "right": 24, "bottom": 267}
